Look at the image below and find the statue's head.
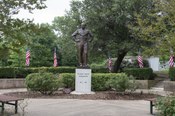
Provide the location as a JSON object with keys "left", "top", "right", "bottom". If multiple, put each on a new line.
{"left": 81, "top": 23, "right": 86, "bottom": 29}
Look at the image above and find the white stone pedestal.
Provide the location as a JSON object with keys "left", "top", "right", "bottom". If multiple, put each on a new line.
{"left": 148, "top": 57, "right": 160, "bottom": 71}
{"left": 71, "top": 69, "right": 95, "bottom": 95}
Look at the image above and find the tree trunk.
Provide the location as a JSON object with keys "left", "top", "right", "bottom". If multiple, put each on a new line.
{"left": 113, "top": 51, "right": 128, "bottom": 73}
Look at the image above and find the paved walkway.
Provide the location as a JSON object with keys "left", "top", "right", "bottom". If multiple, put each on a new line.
{"left": 0, "top": 88, "right": 27, "bottom": 95}
{"left": 9, "top": 99, "right": 153, "bottom": 116}
{"left": 0, "top": 73, "right": 170, "bottom": 115}
{"left": 0, "top": 88, "right": 156, "bottom": 116}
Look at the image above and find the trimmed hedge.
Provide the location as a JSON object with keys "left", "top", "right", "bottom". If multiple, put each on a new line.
{"left": 0, "top": 67, "right": 154, "bottom": 80}
{"left": 0, "top": 67, "right": 108, "bottom": 78}
{"left": 60, "top": 73, "right": 130, "bottom": 91}
{"left": 123, "top": 68, "right": 154, "bottom": 80}
{"left": 92, "top": 68, "right": 108, "bottom": 73}
{"left": 0, "top": 67, "right": 17, "bottom": 78}
{"left": 169, "top": 67, "right": 175, "bottom": 81}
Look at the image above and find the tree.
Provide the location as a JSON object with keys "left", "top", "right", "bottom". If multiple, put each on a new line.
{"left": 52, "top": 1, "right": 83, "bottom": 66}
{"left": 8, "top": 48, "right": 26, "bottom": 67}
{"left": 0, "top": 45, "right": 9, "bottom": 66}
{"left": 52, "top": 0, "right": 154, "bottom": 70}
{"left": 0, "top": 0, "right": 47, "bottom": 66}
{"left": 0, "top": 0, "right": 46, "bottom": 37}
{"left": 132, "top": 0, "right": 175, "bottom": 59}
{"left": 25, "top": 24, "right": 58, "bottom": 67}
{"left": 6, "top": 23, "right": 58, "bottom": 67}
{"left": 80, "top": 0, "right": 153, "bottom": 72}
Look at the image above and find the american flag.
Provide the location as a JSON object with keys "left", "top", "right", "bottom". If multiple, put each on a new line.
{"left": 25, "top": 49, "right": 30, "bottom": 66}
{"left": 169, "top": 55, "right": 174, "bottom": 67}
{"left": 53, "top": 48, "right": 57, "bottom": 67}
{"left": 108, "top": 57, "right": 112, "bottom": 72}
{"left": 137, "top": 55, "right": 143, "bottom": 68}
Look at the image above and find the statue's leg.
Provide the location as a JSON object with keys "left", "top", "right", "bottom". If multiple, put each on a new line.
{"left": 77, "top": 42, "right": 83, "bottom": 67}
{"left": 83, "top": 43, "right": 88, "bottom": 67}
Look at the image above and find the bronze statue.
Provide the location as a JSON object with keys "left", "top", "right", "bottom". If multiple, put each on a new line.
{"left": 72, "top": 23, "right": 93, "bottom": 67}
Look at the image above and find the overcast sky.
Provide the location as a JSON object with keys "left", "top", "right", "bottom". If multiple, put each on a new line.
{"left": 15, "top": 0, "right": 72, "bottom": 24}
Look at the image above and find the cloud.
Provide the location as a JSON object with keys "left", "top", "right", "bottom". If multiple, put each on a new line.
{"left": 14, "top": 0, "right": 71, "bottom": 24}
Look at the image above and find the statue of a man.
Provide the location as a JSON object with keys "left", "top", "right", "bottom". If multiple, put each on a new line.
{"left": 72, "top": 23, "right": 93, "bottom": 67}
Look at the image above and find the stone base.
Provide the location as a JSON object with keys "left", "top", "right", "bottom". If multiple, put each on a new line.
{"left": 75, "top": 69, "right": 92, "bottom": 93}
{"left": 0, "top": 79, "right": 25, "bottom": 89}
{"left": 71, "top": 91, "right": 95, "bottom": 95}
{"left": 164, "top": 81, "right": 175, "bottom": 92}
{"left": 135, "top": 80, "right": 159, "bottom": 89}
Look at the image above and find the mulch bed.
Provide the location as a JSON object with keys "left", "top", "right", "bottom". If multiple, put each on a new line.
{"left": 4, "top": 91, "right": 158, "bottom": 100}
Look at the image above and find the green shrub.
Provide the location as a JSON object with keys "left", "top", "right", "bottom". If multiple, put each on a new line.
{"left": 106, "top": 73, "right": 137, "bottom": 92}
{"left": 123, "top": 68, "right": 154, "bottom": 80}
{"left": 92, "top": 73, "right": 117, "bottom": 91}
{"left": 60, "top": 73, "right": 75, "bottom": 90}
{"left": 169, "top": 67, "right": 175, "bottom": 81}
{"left": 60, "top": 73, "right": 136, "bottom": 91}
{"left": 155, "top": 96, "right": 175, "bottom": 116}
{"left": 0, "top": 67, "right": 109, "bottom": 78}
{"left": 60, "top": 73, "right": 117, "bottom": 91}
{"left": 26, "top": 73, "right": 60, "bottom": 95}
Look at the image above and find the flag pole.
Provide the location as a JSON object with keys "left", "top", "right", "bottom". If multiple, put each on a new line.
{"left": 169, "top": 47, "right": 174, "bottom": 67}
{"left": 55, "top": 47, "right": 56, "bottom": 54}
{"left": 54, "top": 47, "right": 57, "bottom": 67}
{"left": 138, "top": 48, "right": 141, "bottom": 56}
{"left": 107, "top": 52, "right": 112, "bottom": 73}
{"left": 170, "top": 47, "right": 173, "bottom": 54}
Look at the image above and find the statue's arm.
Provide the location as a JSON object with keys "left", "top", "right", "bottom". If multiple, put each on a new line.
{"left": 72, "top": 30, "right": 78, "bottom": 41}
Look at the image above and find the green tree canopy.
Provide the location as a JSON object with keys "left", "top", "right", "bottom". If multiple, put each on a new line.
{"left": 81, "top": 0, "right": 154, "bottom": 72}
{"left": 53, "top": 0, "right": 154, "bottom": 71}
{"left": 6, "top": 23, "right": 59, "bottom": 67}
{"left": 133, "top": 0, "right": 175, "bottom": 60}
{"left": 0, "top": 0, "right": 47, "bottom": 66}
{"left": 29, "top": 24, "right": 58, "bottom": 67}
{"left": 0, "top": 0, "right": 46, "bottom": 38}
{"left": 52, "top": 1, "right": 83, "bottom": 66}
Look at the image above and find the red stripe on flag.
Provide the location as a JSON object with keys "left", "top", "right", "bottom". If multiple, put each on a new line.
{"left": 26, "top": 49, "right": 30, "bottom": 66}
{"left": 137, "top": 55, "right": 143, "bottom": 68}
{"left": 108, "top": 58, "right": 112, "bottom": 72}
{"left": 54, "top": 50, "right": 57, "bottom": 67}
{"left": 169, "top": 55, "right": 174, "bottom": 67}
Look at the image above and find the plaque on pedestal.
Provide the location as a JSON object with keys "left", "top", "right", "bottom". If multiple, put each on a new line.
{"left": 71, "top": 69, "right": 95, "bottom": 95}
